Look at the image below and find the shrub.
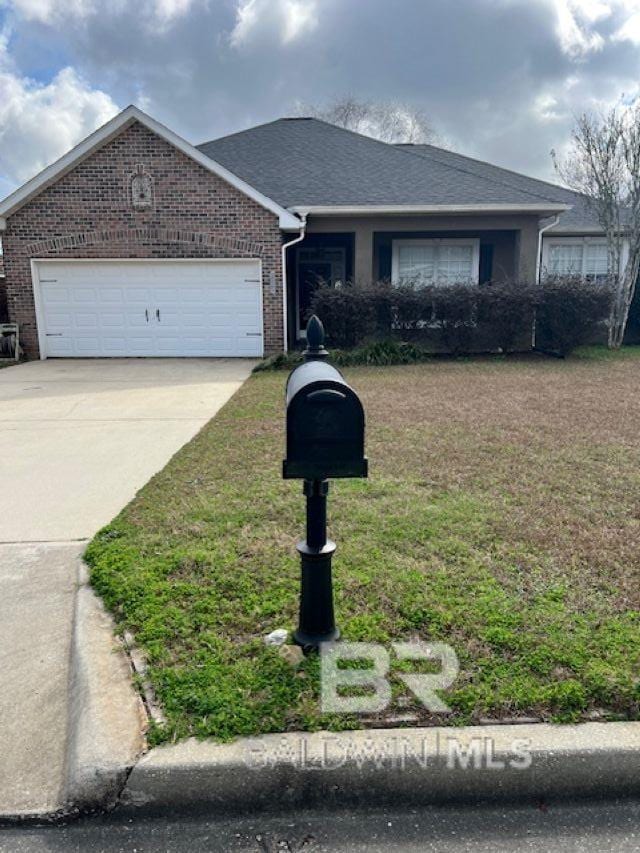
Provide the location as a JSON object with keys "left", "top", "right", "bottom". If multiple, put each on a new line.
{"left": 390, "top": 282, "right": 436, "bottom": 338}
{"left": 333, "top": 339, "right": 430, "bottom": 366}
{"left": 253, "top": 351, "right": 302, "bottom": 372}
{"left": 311, "top": 278, "right": 540, "bottom": 354}
{"left": 477, "top": 280, "right": 538, "bottom": 353}
{"left": 623, "top": 282, "right": 640, "bottom": 344}
{"left": 254, "top": 339, "right": 432, "bottom": 371}
{"left": 430, "top": 283, "right": 477, "bottom": 355}
{"left": 308, "top": 275, "right": 611, "bottom": 358}
{"left": 310, "top": 279, "right": 439, "bottom": 346}
{"left": 536, "top": 276, "right": 613, "bottom": 356}
{"left": 309, "top": 280, "right": 393, "bottom": 347}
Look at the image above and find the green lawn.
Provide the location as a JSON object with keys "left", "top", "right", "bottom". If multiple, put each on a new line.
{"left": 86, "top": 348, "right": 640, "bottom": 744}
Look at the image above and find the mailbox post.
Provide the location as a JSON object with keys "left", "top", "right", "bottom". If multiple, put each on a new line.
{"left": 283, "top": 315, "right": 368, "bottom": 649}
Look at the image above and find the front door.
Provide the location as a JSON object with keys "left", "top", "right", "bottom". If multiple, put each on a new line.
{"left": 296, "top": 248, "right": 346, "bottom": 336}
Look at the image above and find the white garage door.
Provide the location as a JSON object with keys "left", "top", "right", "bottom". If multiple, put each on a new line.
{"left": 35, "top": 259, "right": 264, "bottom": 358}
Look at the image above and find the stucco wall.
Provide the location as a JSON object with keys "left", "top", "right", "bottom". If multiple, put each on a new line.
{"left": 306, "top": 213, "right": 542, "bottom": 282}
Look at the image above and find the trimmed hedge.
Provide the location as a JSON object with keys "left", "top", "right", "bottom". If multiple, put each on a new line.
{"left": 536, "top": 276, "right": 613, "bottom": 357}
{"left": 477, "top": 279, "right": 538, "bottom": 354}
{"left": 309, "top": 277, "right": 611, "bottom": 357}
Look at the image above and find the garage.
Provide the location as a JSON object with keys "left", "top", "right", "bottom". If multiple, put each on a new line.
{"left": 33, "top": 259, "right": 264, "bottom": 358}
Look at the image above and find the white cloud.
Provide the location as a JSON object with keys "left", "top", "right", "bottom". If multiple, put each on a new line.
{"left": 230, "top": 0, "right": 318, "bottom": 47}
{"left": 4, "top": 0, "right": 95, "bottom": 23}
{"left": 282, "top": 0, "right": 318, "bottom": 42}
{"left": 2, "top": 0, "right": 199, "bottom": 25}
{"left": 552, "top": 0, "right": 640, "bottom": 53}
{"left": 572, "top": 0, "right": 612, "bottom": 22}
{"left": 614, "top": 7, "right": 640, "bottom": 43}
{"left": 155, "top": 0, "right": 196, "bottom": 22}
{"left": 533, "top": 92, "right": 563, "bottom": 121}
{"left": 0, "top": 50, "right": 119, "bottom": 186}
{"left": 552, "top": 0, "right": 608, "bottom": 56}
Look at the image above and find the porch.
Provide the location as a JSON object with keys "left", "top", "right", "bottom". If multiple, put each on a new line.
{"left": 285, "top": 214, "right": 541, "bottom": 346}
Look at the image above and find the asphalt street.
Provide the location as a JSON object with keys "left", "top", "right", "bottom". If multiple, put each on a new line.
{"left": 1, "top": 799, "right": 640, "bottom": 852}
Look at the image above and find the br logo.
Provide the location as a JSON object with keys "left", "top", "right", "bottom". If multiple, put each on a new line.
{"left": 320, "top": 641, "right": 459, "bottom": 714}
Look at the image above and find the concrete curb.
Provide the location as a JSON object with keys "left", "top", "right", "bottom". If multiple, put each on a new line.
{"left": 119, "top": 721, "right": 640, "bottom": 815}
{"left": 63, "top": 561, "right": 147, "bottom": 814}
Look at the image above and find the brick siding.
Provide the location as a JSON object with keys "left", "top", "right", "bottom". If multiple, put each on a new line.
{"left": 2, "top": 120, "right": 286, "bottom": 357}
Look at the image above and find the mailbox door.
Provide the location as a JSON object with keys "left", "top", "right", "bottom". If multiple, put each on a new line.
{"left": 284, "top": 383, "right": 367, "bottom": 479}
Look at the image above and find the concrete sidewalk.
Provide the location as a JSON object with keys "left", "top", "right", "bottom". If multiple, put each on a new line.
{"left": 0, "top": 544, "right": 144, "bottom": 818}
{"left": 0, "top": 358, "right": 254, "bottom": 819}
{"left": 0, "top": 544, "right": 80, "bottom": 815}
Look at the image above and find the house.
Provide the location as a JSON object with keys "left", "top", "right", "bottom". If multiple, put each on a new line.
{"left": 0, "top": 240, "right": 6, "bottom": 323}
{"left": 0, "top": 105, "right": 613, "bottom": 359}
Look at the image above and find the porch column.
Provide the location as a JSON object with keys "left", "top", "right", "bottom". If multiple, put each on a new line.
{"left": 354, "top": 225, "right": 374, "bottom": 283}
{"left": 516, "top": 220, "right": 540, "bottom": 282}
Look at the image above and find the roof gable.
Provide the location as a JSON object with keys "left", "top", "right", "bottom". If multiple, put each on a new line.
{"left": 0, "top": 106, "right": 302, "bottom": 231}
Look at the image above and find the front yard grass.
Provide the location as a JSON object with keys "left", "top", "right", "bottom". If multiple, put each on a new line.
{"left": 85, "top": 349, "right": 640, "bottom": 743}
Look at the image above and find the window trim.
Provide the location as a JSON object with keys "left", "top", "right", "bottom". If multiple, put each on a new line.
{"left": 391, "top": 238, "right": 481, "bottom": 286}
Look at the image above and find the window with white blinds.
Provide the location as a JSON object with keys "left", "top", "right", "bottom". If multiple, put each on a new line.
{"left": 392, "top": 239, "right": 480, "bottom": 286}
{"left": 546, "top": 241, "right": 609, "bottom": 279}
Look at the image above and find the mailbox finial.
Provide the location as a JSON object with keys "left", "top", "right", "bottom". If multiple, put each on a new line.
{"left": 304, "top": 315, "right": 329, "bottom": 362}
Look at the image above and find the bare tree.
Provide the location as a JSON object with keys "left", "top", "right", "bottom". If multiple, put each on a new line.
{"left": 295, "top": 95, "right": 438, "bottom": 145}
{"left": 552, "top": 104, "right": 640, "bottom": 348}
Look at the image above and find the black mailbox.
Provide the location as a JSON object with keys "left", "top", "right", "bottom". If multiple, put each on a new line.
{"left": 284, "top": 360, "right": 368, "bottom": 480}
{"left": 284, "top": 315, "right": 368, "bottom": 648}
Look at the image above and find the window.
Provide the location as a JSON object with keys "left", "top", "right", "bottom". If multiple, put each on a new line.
{"left": 546, "top": 240, "right": 609, "bottom": 281}
{"left": 584, "top": 244, "right": 609, "bottom": 277}
{"left": 392, "top": 239, "right": 480, "bottom": 286}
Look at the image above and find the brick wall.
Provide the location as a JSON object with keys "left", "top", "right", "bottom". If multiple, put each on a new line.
{"left": 3, "top": 120, "right": 285, "bottom": 357}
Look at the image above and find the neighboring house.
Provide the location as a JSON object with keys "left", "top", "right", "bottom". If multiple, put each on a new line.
{"left": 0, "top": 105, "right": 613, "bottom": 359}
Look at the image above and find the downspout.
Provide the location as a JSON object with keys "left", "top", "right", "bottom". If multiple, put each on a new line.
{"left": 280, "top": 215, "right": 307, "bottom": 354}
{"left": 532, "top": 214, "right": 560, "bottom": 348}
{"left": 536, "top": 214, "right": 559, "bottom": 284}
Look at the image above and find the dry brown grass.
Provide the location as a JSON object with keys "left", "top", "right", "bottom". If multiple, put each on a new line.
{"left": 357, "top": 355, "right": 640, "bottom": 611}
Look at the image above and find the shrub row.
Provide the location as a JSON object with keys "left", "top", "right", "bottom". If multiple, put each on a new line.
{"left": 253, "top": 339, "right": 433, "bottom": 372}
{"left": 309, "top": 277, "right": 613, "bottom": 357}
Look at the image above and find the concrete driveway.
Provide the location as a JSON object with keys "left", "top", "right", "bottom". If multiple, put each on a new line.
{"left": 0, "top": 358, "right": 254, "bottom": 541}
{"left": 0, "top": 358, "right": 255, "bottom": 816}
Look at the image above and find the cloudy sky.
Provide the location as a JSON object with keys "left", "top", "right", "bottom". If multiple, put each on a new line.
{"left": 0, "top": 0, "right": 639, "bottom": 199}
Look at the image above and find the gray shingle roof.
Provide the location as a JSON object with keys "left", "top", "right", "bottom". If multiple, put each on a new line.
{"left": 197, "top": 118, "right": 573, "bottom": 214}
{"left": 395, "top": 144, "right": 600, "bottom": 232}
